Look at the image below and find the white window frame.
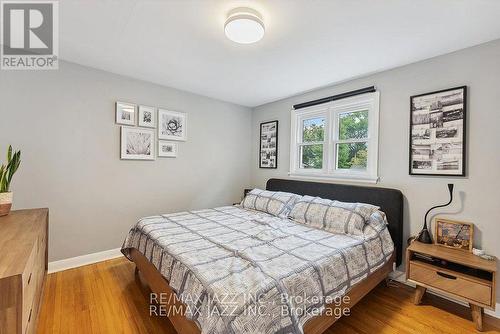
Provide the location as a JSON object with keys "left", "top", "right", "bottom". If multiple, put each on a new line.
{"left": 289, "top": 92, "right": 380, "bottom": 183}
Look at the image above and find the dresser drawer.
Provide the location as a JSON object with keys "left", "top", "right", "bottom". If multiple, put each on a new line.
{"left": 23, "top": 302, "right": 34, "bottom": 334}
{"left": 39, "top": 225, "right": 46, "bottom": 260}
{"left": 22, "top": 244, "right": 38, "bottom": 330}
{"left": 409, "top": 261, "right": 492, "bottom": 306}
{"left": 22, "top": 243, "right": 36, "bottom": 290}
{"left": 35, "top": 232, "right": 47, "bottom": 295}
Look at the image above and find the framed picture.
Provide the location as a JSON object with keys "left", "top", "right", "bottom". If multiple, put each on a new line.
{"left": 409, "top": 86, "right": 466, "bottom": 176}
{"left": 120, "top": 127, "right": 155, "bottom": 160}
{"left": 116, "top": 101, "right": 136, "bottom": 125}
{"left": 138, "top": 105, "right": 156, "bottom": 128}
{"left": 259, "top": 120, "right": 278, "bottom": 169}
{"left": 434, "top": 218, "right": 473, "bottom": 252}
{"left": 158, "top": 109, "right": 187, "bottom": 141}
{"left": 158, "top": 141, "right": 177, "bottom": 158}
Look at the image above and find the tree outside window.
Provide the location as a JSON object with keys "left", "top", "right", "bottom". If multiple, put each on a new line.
{"left": 290, "top": 92, "right": 379, "bottom": 182}
{"left": 337, "top": 110, "right": 368, "bottom": 170}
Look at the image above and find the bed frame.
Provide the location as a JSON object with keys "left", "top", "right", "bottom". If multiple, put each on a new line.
{"left": 130, "top": 178, "right": 404, "bottom": 334}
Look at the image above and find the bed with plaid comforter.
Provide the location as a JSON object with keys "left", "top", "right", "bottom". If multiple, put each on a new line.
{"left": 121, "top": 205, "right": 394, "bottom": 334}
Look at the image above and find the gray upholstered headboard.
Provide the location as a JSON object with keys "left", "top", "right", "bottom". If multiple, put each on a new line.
{"left": 266, "top": 178, "right": 404, "bottom": 266}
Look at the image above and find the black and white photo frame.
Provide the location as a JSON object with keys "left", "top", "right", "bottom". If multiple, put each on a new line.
{"left": 158, "top": 141, "right": 178, "bottom": 158}
{"left": 138, "top": 105, "right": 156, "bottom": 128}
{"left": 116, "top": 101, "right": 136, "bottom": 125}
{"left": 259, "top": 120, "right": 278, "bottom": 169}
{"left": 120, "top": 127, "right": 155, "bottom": 160}
{"left": 409, "top": 86, "right": 466, "bottom": 176}
{"left": 158, "top": 109, "right": 187, "bottom": 141}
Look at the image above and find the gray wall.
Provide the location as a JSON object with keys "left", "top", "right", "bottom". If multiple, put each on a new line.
{"left": 251, "top": 39, "right": 500, "bottom": 293}
{"left": 1, "top": 39, "right": 499, "bottom": 301}
{"left": 0, "top": 61, "right": 252, "bottom": 261}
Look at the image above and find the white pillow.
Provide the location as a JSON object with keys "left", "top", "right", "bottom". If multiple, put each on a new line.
{"left": 241, "top": 189, "right": 301, "bottom": 218}
{"left": 289, "top": 195, "right": 380, "bottom": 236}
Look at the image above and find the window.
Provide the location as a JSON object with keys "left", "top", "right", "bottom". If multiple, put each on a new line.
{"left": 290, "top": 92, "right": 379, "bottom": 182}
{"left": 299, "top": 116, "right": 325, "bottom": 169}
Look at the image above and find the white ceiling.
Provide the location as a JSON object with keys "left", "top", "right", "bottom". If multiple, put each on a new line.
{"left": 60, "top": 0, "right": 500, "bottom": 107}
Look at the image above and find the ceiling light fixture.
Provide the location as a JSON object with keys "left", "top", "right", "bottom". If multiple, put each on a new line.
{"left": 224, "top": 7, "right": 265, "bottom": 44}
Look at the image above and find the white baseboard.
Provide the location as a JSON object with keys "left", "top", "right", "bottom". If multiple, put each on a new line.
{"left": 390, "top": 270, "right": 500, "bottom": 319}
{"left": 48, "top": 248, "right": 123, "bottom": 274}
{"left": 487, "top": 305, "right": 500, "bottom": 320}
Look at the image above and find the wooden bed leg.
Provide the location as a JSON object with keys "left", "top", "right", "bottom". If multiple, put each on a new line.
{"left": 384, "top": 277, "right": 394, "bottom": 287}
{"left": 470, "top": 304, "right": 483, "bottom": 331}
{"left": 414, "top": 285, "right": 426, "bottom": 305}
{"left": 384, "top": 277, "right": 399, "bottom": 288}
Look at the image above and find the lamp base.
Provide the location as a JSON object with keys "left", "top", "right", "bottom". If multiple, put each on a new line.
{"left": 417, "top": 228, "right": 432, "bottom": 244}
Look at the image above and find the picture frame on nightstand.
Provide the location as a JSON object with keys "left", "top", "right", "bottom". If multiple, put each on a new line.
{"left": 434, "top": 218, "right": 473, "bottom": 252}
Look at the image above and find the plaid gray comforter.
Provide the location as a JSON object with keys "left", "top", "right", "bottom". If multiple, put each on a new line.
{"left": 121, "top": 206, "right": 394, "bottom": 334}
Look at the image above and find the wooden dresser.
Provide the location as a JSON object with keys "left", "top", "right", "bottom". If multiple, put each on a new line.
{"left": 0, "top": 209, "right": 48, "bottom": 334}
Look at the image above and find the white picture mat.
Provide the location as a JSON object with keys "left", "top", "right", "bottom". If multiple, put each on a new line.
{"left": 138, "top": 105, "right": 156, "bottom": 128}
{"left": 116, "top": 101, "right": 136, "bottom": 125}
{"left": 158, "top": 141, "right": 178, "bottom": 157}
{"left": 158, "top": 109, "right": 187, "bottom": 141}
{"left": 410, "top": 87, "right": 465, "bottom": 175}
{"left": 120, "top": 126, "right": 155, "bottom": 160}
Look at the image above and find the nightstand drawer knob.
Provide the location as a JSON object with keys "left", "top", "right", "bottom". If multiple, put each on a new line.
{"left": 436, "top": 271, "right": 457, "bottom": 280}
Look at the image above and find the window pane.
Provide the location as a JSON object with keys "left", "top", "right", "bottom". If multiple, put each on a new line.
{"left": 300, "top": 145, "right": 323, "bottom": 169}
{"left": 302, "top": 117, "right": 325, "bottom": 142}
{"left": 337, "top": 142, "right": 367, "bottom": 170}
{"left": 338, "top": 110, "right": 368, "bottom": 140}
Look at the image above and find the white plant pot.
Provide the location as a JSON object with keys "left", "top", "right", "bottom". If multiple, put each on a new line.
{"left": 0, "top": 192, "right": 13, "bottom": 216}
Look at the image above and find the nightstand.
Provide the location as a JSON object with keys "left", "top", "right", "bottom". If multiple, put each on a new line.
{"left": 406, "top": 241, "right": 497, "bottom": 331}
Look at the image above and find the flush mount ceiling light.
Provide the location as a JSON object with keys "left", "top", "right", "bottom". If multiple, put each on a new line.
{"left": 224, "top": 7, "right": 265, "bottom": 44}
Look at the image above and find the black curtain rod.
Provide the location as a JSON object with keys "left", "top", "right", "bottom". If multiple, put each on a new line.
{"left": 293, "top": 86, "right": 376, "bottom": 110}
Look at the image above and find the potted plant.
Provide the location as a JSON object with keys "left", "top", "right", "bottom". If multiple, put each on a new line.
{"left": 0, "top": 145, "right": 21, "bottom": 216}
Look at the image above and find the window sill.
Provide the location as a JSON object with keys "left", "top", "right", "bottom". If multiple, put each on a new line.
{"left": 288, "top": 172, "right": 379, "bottom": 184}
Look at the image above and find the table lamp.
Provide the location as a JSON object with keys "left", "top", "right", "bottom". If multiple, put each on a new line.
{"left": 418, "top": 183, "right": 454, "bottom": 244}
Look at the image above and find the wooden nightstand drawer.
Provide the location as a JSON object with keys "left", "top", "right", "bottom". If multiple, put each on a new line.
{"left": 409, "top": 261, "right": 492, "bottom": 306}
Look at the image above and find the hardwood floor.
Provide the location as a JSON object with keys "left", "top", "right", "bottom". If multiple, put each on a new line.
{"left": 38, "top": 257, "right": 500, "bottom": 334}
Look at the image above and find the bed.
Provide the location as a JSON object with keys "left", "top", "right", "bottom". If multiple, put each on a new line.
{"left": 122, "top": 178, "right": 403, "bottom": 334}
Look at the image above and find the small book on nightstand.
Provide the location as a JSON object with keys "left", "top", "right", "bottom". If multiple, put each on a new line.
{"left": 406, "top": 241, "right": 497, "bottom": 331}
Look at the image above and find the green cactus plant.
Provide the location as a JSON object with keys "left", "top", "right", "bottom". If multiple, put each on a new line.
{"left": 0, "top": 145, "right": 21, "bottom": 193}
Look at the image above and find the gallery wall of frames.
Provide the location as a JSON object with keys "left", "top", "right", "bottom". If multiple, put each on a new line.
{"left": 115, "top": 101, "right": 187, "bottom": 160}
